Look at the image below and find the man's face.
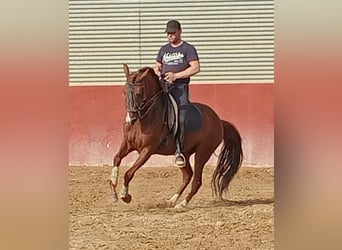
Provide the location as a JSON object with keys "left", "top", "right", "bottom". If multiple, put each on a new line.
{"left": 167, "top": 30, "right": 181, "bottom": 44}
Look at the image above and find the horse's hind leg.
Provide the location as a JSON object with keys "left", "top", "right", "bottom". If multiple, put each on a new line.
{"left": 175, "top": 150, "right": 211, "bottom": 208}
{"left": 167, "top": 156, "right": 193, "bottom": 204}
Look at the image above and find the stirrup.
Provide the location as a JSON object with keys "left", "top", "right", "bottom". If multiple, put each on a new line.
{"left": 174, "top": 153, "right": 185, "bottom": 168}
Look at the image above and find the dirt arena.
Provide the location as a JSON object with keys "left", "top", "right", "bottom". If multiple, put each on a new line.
{"left": 69, "top": 165, "right": 274, "bottom": 249}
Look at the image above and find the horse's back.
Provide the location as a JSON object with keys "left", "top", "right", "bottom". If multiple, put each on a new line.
{"left": 190, "top": 102, "right": 224, "bottom": 141}
{"left": 193, "top": 102, "right": 222, "bottom": 124}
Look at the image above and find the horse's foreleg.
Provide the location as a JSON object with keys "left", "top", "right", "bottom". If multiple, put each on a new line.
{"left": 167, "top": 158, "right": 193, "bottom": 204}
{"left": 109, "top": 139, "right": 133, "bottom": 202}
{"left": 109, "top": 166, "right": 119, "bottom": 202}
{"left": 119, "top": 148, "right": 152, "bottom": 203}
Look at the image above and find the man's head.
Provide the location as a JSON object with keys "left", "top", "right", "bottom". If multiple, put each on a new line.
{"left": 165, "top": 20, "right": 182, "bottom": 45}
{"left": 165, "top": 20, "right": 181, "bottom": 33}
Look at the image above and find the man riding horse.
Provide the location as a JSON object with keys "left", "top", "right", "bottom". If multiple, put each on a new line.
{"left": 108, "top": 20, "right": 243, "bottom": 208}
{"left": 154, "top": 20, "right": 200, "bottom": 167}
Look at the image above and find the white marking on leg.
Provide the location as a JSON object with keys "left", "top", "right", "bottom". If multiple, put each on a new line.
{"left": 175, "top": 199, "right": 188, "bottom": 209}
{"left": 119, "top": 186, "right": 128, "bottom": 198}
{"left": 111, "top": 192, "right": 118, "bottom": 202}
{"left": 110, "top": 166, "right": 119, "bottom": 186}
{"left": 167, "top": 194, "right": 180, "bottom": 204}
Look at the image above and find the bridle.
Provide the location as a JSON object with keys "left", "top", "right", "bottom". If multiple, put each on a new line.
{"left": 125, "top": 82, "right": 145, "bottom": 113}
{"left": 125, "top": 79, "right": 164, "bottom": 121}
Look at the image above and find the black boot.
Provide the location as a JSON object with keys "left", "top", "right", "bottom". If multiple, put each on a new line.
{"left": 174, "top": 137, "right": 185, "bottom": 168}
{"left": 174, "top": 101, "right": 187, "bottom": 168}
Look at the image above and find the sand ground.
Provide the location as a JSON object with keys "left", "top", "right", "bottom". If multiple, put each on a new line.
{"left": 69, "top": 165, "right": 274, "bottom": 249}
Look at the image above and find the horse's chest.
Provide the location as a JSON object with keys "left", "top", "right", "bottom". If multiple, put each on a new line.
{"left": 127, "top": 129, "right": 155, "bottom": 148}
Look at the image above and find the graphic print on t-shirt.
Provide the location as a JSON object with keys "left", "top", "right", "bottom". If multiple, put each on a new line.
{"left": 162, "top": 52, "right": 184, "bottom": 65}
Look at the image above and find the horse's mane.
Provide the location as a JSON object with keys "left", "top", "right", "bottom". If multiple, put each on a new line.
{"left": 138, "top": 66, "right": 152, "bottom": 73}
{"left": 137, "top": 67, "right": 159, "bottom": 82}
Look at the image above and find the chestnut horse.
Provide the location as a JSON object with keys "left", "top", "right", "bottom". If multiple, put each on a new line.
{"left": 109, "top": 64, "right": 243, "bottom": 208}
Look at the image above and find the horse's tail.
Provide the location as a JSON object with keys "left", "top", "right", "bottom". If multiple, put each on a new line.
{"left": 211, "top": 120, "right": 243, "bottom": 199}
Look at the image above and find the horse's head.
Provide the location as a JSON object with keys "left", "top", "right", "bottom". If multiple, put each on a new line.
{"left": 123, "top": 64, "right": 161, "bottom": 123}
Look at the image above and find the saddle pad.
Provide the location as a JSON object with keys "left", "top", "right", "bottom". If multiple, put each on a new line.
{"left": 180, "top": 104, "right": 203, "bottom": 131}
{"left": 166, "top": 94, "right": 203, "bottom": 135}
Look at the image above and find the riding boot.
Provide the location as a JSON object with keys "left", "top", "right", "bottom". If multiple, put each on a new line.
{"left": 174, "top": 130, "right": 185, "bottom": 168}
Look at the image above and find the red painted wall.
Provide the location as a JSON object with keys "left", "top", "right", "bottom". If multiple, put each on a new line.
{"left": 69, "top": 84, "right": 274, "bottom": 166}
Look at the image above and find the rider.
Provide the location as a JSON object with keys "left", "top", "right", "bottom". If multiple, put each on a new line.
{"left": 154, "top": 20, "right": 200, "bottom": 167}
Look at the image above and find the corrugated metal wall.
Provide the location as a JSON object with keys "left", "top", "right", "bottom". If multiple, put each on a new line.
{"left": 69, "top": 0, "right": 274, "bottom": 85}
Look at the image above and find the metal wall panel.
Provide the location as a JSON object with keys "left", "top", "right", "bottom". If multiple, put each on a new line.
{"left": 69, "top": 0, "right": 274, "bottom": 85}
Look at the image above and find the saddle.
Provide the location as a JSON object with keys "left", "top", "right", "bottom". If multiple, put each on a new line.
{"left": 165, "top": 93, "right": 178, "bottom": 137}
{"left": 163, "top": 90, "right": 203, "bottom": 137}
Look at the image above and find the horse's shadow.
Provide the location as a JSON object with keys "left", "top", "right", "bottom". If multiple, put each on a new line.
{"left": 210, "top": 198, "right": 274, "bottom": 207}
{"left": 128, "top": 197, "right": 274, "bottom": 213}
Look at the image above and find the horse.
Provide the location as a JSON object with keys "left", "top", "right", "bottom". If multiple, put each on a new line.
{"left": 109, "top": 64, "right": 243, "bottom": 208}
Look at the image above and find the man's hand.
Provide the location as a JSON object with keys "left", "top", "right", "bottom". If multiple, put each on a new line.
{"left": 154, "top": 68, "right": 161, "bottom": 78}
{"left": 164, "top": 72, "right": 177, "bottom": 84}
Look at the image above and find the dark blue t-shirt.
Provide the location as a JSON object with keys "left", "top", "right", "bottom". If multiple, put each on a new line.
{"left": 156, "top": 41, "right": 199, "bottom": 85}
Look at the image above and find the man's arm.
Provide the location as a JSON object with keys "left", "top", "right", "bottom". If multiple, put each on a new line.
{"left": 154, "top": 62, "right": 162, "bottom": 78}
{"left": 164, "top": 60, "right": 200, "bottom": 83}
{"left": 176, "top": 60, "right": 200, "bottom": 79}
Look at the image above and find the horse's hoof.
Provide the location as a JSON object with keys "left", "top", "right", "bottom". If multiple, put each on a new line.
{"left": 110, "top": 193, "right": 118, "bottom": 203}
{"left": 121, "top": 194, "right": 132, "bottom": 203}
{"left": 175, "top": 199, "right": 188, "bottom": 209}
{"left": 167, "top": 194, "right": 180, "bottom": 204}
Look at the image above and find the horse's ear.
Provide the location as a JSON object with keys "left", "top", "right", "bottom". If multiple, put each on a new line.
{"left": 123, "top": 64, "right": 129, "bottom": 78}
{"left": 139, "top": 67, "right": 150, "bottom": 80}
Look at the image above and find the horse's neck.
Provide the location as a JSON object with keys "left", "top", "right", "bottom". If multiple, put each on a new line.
{"left": 139, "top": 94, "right": 166, "bottom": 127}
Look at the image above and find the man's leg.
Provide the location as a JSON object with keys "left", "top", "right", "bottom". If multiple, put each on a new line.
{"left": 174, "top": 108, "right": 186, "bottom": 167}
{"left": 171, "top": 83, "right": 189, "bottom": 167}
